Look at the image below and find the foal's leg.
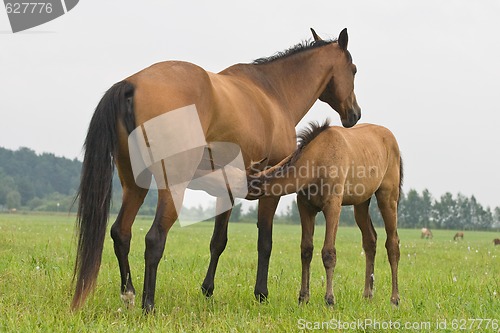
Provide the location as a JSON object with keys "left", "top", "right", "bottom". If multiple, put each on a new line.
{"left": 201, "top": 199, "right": 232, "bottom": 297}
{"left": 142, "top": 189, "right": 182, "bottom": 313}
{"left": 376, "top": 191, "right": 400, "bottom": 306}
{"left": 297, "top": 195, "right": 316, "bottom": 304}
{"left": 321, "top": 196, "right": 342, "bottom": 305}
{"left": 354, "top": 199, "right": 377, "bottom": 299}
{"left": 254, "top": 197, "right": 280, "bottom": 302}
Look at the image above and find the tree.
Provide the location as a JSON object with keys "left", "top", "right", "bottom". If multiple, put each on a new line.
{"left": 420, "top": 189, "right": 434, "bottom": 228}
{"left": 398, "top": 189, "right": 421, "bottom": 228}
{"left": 285, "top": 200, "right": 300, "bottom": 224}
{"left": 230, "top": 203, "right": 242, "bottom": 222}
{"left": 6, "top": 190, "right": 21, "bottom": 209}
{"left": 493, "top": 207, "right": 500, "bottom": 229}
{"left": 243, "top": 204, "right": 258, "bottom": 221}
{"left": 0, "top": 169, "right": 16, "bottom": 205}
{"left": 432, "top": 192, "right": 456, "bottom": 229}
{"left": 455, "top": 193, "right": 471, "bottom": 230}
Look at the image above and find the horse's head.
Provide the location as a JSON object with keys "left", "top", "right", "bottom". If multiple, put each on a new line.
{"left": 313, "top": 28, "right": 361, "bottom": 128}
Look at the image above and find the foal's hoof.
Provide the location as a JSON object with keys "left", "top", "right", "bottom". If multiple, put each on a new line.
{"left": 298, "top": 295, "right": 310, "bottom": 305}
{"left": 324, "top": 295, "right": 335, "bottom": 306}
{"left": 201, "top": 284, "right": 214, "bottom": 298}
{"left": 390, "top": 297, "right": 400, "bottom": 307}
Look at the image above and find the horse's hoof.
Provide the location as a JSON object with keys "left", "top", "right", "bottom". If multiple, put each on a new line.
{"left": 142, "top": 300, "right": 155, "bottom": 314}
{"left": 120, "top": 291, "right": 135, "bottom": 308}
{"left": 390, "top": 297, "right": 400, "bottom": 307}
{"left": 254, "top": 292, "right": 269, "bottom": 303}
{"left": 201, "top": 284, "right": 214, "bottom": 298}
{"left": 142, "top": 305, "right": 154, "bottom": 315}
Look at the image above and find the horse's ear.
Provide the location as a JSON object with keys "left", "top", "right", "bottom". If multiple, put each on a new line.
{"left": 338, "top": 28, "right": 348, "bottom": 51}
{"left": 310, "top": 28, "right": 322, "bottom": 42}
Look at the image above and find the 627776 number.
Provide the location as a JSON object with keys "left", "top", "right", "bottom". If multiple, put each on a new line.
{"left": 5, "top": 3, "right": 53, "bottom": 14}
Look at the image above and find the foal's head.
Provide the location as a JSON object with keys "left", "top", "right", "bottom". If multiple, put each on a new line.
{"left": 313, "top": 28, "right": 361, "bottom": 127}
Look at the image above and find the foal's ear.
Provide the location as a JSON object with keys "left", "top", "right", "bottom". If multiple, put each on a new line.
{"left": 247, "top": 158, "right": 267, "bottom": 174}
{"left": 338, "top": 28, "right": 348, "bottom": 51}
{"left": 310, "top": 28, "right": 322, "bottom": 41}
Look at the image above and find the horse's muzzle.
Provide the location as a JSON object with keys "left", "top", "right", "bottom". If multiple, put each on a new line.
{"left": 342, "top": 109, "right": 361, "bottom": 128}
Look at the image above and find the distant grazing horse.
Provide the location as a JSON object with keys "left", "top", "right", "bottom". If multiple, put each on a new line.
{"left": 494, "top": 238, "right": 500, "bottom": 246}
{"left": 247, "top": 121, "right": 402, "bottom": 306}
{"left": 453, "top": 232, "right": 464, "bottom": 241}
{"left": 72, "top": 29, "right": 361, "bottom": 311}
{"left": 421, "top": 228, "right": 433, "bottom": 239}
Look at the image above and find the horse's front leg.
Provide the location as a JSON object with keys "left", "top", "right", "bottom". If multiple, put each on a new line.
{"left": 201, "top": 199, "right": 232, "bottom": 297}
{"left": 142, "top": 189, "right": 181, "bottom": 313}
{"left": 254, "top": 197, "right": 280, "bottom": 302}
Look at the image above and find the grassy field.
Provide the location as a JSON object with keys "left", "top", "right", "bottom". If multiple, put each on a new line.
{"left": 0, "top": 213, "right": 499, "bottom": 332}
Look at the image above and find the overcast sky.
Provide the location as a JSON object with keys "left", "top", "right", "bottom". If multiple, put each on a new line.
{"left": 1, "top": 1, "right": 499, "bottom": 210}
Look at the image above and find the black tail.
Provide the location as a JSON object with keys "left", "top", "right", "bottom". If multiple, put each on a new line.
{"left": 71, "top": 80, "right": 135, "bottom": 309}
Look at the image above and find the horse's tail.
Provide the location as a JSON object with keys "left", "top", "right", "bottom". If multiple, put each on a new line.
{"left": 71, "top": 80, "right": 135, "bottom": 310}
{"left": 398, "top": 156, "right": 404, "bottom": 205}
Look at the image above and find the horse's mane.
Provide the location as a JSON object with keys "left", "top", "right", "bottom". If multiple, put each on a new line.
{"left": 253, "top": 39, "right": 336, "bottom": 65}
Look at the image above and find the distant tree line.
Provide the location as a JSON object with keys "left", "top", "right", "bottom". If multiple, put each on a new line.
{"left": 0, "top": 147, "right": 80, "bottom": 212}
{"left": 0, "top": 147, "right": 499, "bottom": 230}
{"left": 256, "top": 189, "right": 499, "bottom": 231}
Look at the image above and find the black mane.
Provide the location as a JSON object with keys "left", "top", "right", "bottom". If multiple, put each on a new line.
{"left": 297, "top": 119, "right": 331, "bottom": 149}
{"left": 281, "top": 119, "right": 331, "bottom": 170}
{"left": 254, "top": 119, "right": 331, "bottom": 185}
{"left": 253, "top": 39, "right": 336, "bottom": 65}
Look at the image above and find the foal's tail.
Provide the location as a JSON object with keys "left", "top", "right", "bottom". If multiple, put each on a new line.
{"left": 71, "top": 80, "right": 135, "bottom": 310}
{"left": 398, "top": 156, "right": 404, "bottom": 205}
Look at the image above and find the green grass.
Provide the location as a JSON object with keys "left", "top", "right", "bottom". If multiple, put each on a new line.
{"left": 0, "top": 213, "right": 499, "bottom": 332}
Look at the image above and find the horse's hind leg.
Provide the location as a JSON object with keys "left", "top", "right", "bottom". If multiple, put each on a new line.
{"left": 110, "top": 185, "right": 148, "bottom": 307}
{"left": 321, "top": 196, "right": 342, "bottom": 306}
{"left": 142, "top": 188, "right": 182, "bottom": 313}
{"left": 201, "top": 201, "right": 232, "bottom": 297}
{"left": 297, "top": 195, "right": 316, "bottom": 304}
{"left": 375, "top": 190, "right": 400, "bottom": 306}
{"left": 110, "top": 151, "right": 149, "bottom": 308}
{"left": 354, "top": 199, "right": 377, "bottom": 299}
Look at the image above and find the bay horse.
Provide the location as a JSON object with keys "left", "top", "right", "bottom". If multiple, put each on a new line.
{"left": 247, "top": 120, "right": 402, "bottom": 306}
{"left": 421, "top": 228, "right": 433, "bottom": 239}
{"left": 72, "top": 28, "right": 361, "bottom": 311}
{"left": 453, "top": 232, "right": 464, "bottom": 241}
{"left": 493, "top": 238, "right": 500, "bottom": 246}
